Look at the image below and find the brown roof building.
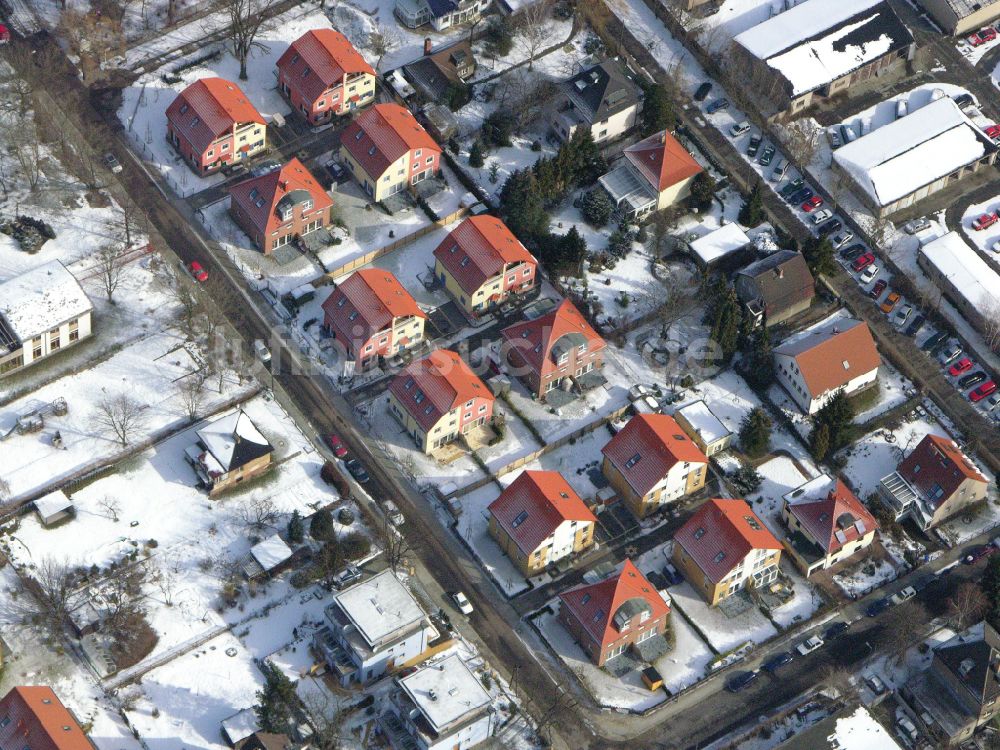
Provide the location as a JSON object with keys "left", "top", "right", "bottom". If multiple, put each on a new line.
{"left": 734, "top": 250, "right": 815, "bottom": 327}
{"left": 403, "top": 39, "right": 476, "bottom": 101}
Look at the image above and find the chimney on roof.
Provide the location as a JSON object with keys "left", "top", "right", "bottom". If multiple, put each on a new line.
{"left": 424, "top": 37, "right": 432, "bottom": 56}
{"left": 775, "top": 267, "right": 784, "bottom": 279}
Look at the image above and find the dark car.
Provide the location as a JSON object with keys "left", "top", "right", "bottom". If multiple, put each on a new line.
{"left": 959, "top": 371, "right": 988, "bottom": 389}
{"left": 964, "top": 545, "right": 996, "bottom": 564}
{"left": 747, "top": 135, "right": 762, "bottom": 158}
{"left": 726, "top": 670, "right": 759, "bottom": 692}
{"left": 869, "top": 279, "right": 888, "bottom": 300}
{"left": 705, "top": 98, "right": 729, "bottom": 114}
{"left": 866, "top": 597, "right": 891, "bottom": 617}
{"left": 662, "top": 563, "right": 684, "bottom": 586}
{"left": 787, "top": 187, "right": 813, "bottom": 205}
{"left": 694, "top": 82, "right": 713, "bottom": 101}
{"left": 905, "top": 314, "right": 926, "bottom": 337}
{"left": 779, "top": 178, "right": 805, "bottom": 198}
{"left": 817, "top": 219, "right": 843, "bottom": 237}
{"left": 921, "top": 330, "right": 949, "bottom": 352}
{"left": 953, "top": 93, "right": 975, "bottom": 109}
{"left": 825, "top": 621, "right": 849, "bottom": 639}
{"left": 911, "top": 572, "right": 935, "bottom": 592}
{"left": 763, "top": 652, "right": 793, "bottom": 674}
{"left": 345, "top": 459, "right": 370, "bottom": 484}
{"left": 840, "top": 243, "right": 866, "bottom": 261}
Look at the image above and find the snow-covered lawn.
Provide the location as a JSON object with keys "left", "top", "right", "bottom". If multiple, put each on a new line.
{"left": 688, "top": 0, "right": 782, "bottom": 47}
{"left": 653, "top": 609, "right": 716, "bottom": 693}
{"left": 516, "top": 424, "right": 614, "bottom": 500}
{"left": 668, "top": 581, "right": 778, "bottom": 653}
{"left": 832, "top": 556, "right": 898, "bottom": 598}
{"left": 746, "top": 456, "right": 816, "bottom": 537}
{"left": 769, "top": 560, "right": 823, "bottom": 629}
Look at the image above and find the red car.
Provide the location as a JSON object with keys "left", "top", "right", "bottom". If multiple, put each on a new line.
{"left": 968, "top": 31, "right": 988, "bottom": 46}
{"left": 986, "top": 124, "right": 1000, "bottom": 141}
{"left": 189, "top": 261, "right": 208, "bottom": 282}
{"left": 869, "top": 279, "right": 888, "bottom": 300}
{"left": 326, "top": 433, "right": 348, "bottom": 458}
{"left": 852, "top": 253, "right": 875, "bottom": 272}
{"left": 801, "top": 196, "right": 824, "bottom": 212}
{"left": 972, "top": 212, "right": 998, "bottom": 230}
{"left": 971, "top": 381, "right": 997, "bottom": 402}
{"left": 949, "top": 357, "right": 974, "bottom": 377}
{"left": 980, "top": 27, "right": 998, "bottom": 42}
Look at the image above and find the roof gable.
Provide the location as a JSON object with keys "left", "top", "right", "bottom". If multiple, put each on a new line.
{"left": 500, "top": 299, "right": 605, "bottom": 379}
{"left": 0, "top": 686, "right": 95, "bottom": 750}
{"left": 564, "top": 59, "right": 642, "bottom": 123}
{"left": 600, "top": 413, "right": 708, "bottom": 497}
{"left": 229, "top": 157, "right": 332, "bottom": 237}
{"left": 197, "top": 410, "right": 273, "bottom": 471}
{"left": 675, "top": 498, "right": 782, "bottom": 582}
{"left": 624, "top": 129, "right": 702, "bottom": 192}
{"left": 321, "top": 268, "right": 425, "bottom": 341}
{"left": 388, "top": 349, "right": 492, "bottom": 431}
{"left": 166, "top": 78, "right": 264, "bottom": 156}
{"left": 786, "top": 477, "right": 877, "bottom": 553}
{"left": 737, "top": 250, "right": 815, "bottom": 316}
{"left": 433, "top": 215, "right": 537, "bottom": 295}
{"left": 774, "top": 318, "right": 880, "bottom": 399}
{"left": 276, "top": 29, "right": 373, "bottom": 105}
{"left": 340, "top": 103, "right": 440, "bottom": 181}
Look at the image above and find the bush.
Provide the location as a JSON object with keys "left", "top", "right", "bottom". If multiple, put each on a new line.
{"left": 581, "top": 189, "right": 613, "bottom": 227}
{"left": 310, "top": 508, "right": 334, "bottom": 541}
{"left": 483, "top": 16, "right": 514, "bottom": 56}
{"left": 337, "top": 508, "right": 355, "bottom": 526}
{"left": 340, "top": 532, "right": 371, "bottom": 560}
{"left": 481, "top": 110, "right": 516, "bottom": 148}
{"left": 469, "top": 140, "right": 485, "bottom": 168}
{"left": 531, "top": 140, "right": 542, "bottom": 152}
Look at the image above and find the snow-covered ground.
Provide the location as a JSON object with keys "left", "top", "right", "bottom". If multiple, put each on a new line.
{"left": 747, "top": 456, "right": 817, "bottom": 537}
{"left": 688, "top": 0, "right": 795, "bottom": 49}
{"left": 770, "top": 560, "right": 823, "bottom": 628}
{"left": 668, "top": 581, "right": 778, "bottom": 652}
{"left": 960, "top": 194, "right": 1000, "bottom": 262}
{"left": 832, "top": 556, "right": 898, "bottom": 598}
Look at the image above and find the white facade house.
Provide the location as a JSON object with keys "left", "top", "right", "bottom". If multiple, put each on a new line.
{"left": 314, "top": 570, "right": 435, "bottom": 686}
{"left": 773, "top": 317, "right": 880, "bottom": 414}
{"left": 394, "top": 0, "right": 491, "bottom": 31}
{"left": 551, "top": 60, "right": 643, "bottom": 145}
{"left": 387, "top": 654, "right": 495, "bottom": 750}
{"left": 0, "top": 261, "right": 93, "bottom": 377}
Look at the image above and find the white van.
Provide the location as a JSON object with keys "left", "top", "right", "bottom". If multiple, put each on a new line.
{"left": 770, "top": 158, "right": 789, "bottom": 181}
{"left": 383, "top": 501, "right": 405, "bottom": 527}
{"left": 253, "top": 339, "right": 271, "bottom": 364}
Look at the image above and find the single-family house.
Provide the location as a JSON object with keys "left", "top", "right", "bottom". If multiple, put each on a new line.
{"left": 387, "top": 349, "right": 494, "bottom": 454}
{"left": 781, "top": 475, "right": 878, "bottom": 577}
{"left": 601, "top": 413, "right": 709, "bottom": 519}
{"left": 340, "top": 103, "right": 442, "bottom": 201}
{"left": 394, "top": 0, "right": 491, "bottom": 31}
{"left": 229, "top": 158, "right": 334, "bottom": 255}
{"left": 597, "top": 128, "right": 702, "bottom": 220}
{"left": 558, "top": 559, "right": 670, "bottom": 666}
{"left": 488, "top": 470, "right": 598, "bottom": 576}
{"left": 878, "top": 433, "right": 989, "bottom": 529}
{"left": 673, "top": 498, "right": 783, "bottom": 606}
{"left": 314, "top": 570, "right": 435, "bottom": 686}
{"left": 276, "top": 29, "right": 375, "bottom": 124}
{"left": 0, "top": 261, "right": 92, "bottom": 377}
{"left": 0, "top": 686, "right": 96, "bottom": 750}
{"left": 773, "top": 317, "right": 880, "bottom": 414}
{"left": 551, "top": 59, "right": 644, "bottom": 144}
{"left": 500, "top": 299, "right": 605, "bottom": 401}
{"left": 185, "top": 410, "right": 274, "bottom": 496}
{"left": 322, "top": 268, "right": 427, "bottom": 371}
{"left": 674, "top": 400, "right": 732, "bottom": 456}
{"left": 433, "top": 215, "right": 538, "bottom": 317}
{"left": 734, "top": 250, "right": 815, "bottom": 327}
{"left": 166, "top": 77, "right": 266, "bottom": 174}
{"left": 403, "top": 39, "right": 476, "bottom": 102}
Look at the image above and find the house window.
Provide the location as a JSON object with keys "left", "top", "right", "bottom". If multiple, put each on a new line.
{"left": 291, "top": 53, "right": 299, "bottom": 64}
{"left": 694, "top": 527, "right": 705, "bottom": 540}
{"left": 415, "top": 149, "right": 422, "bottom": 157}
{"left": 512, "top": 510, "right": 528, "bottom": 528}
{"left": 624, "top": 453, "right": 641, "bottom": 469}
{"left": 222, "top": 143, "right": 229, "bottom": 151}
{"left": 179, "top": 104, "right": 189, "bottom": 114}
{"left": 191, "top": 116, "right": 200, "bottom": 127}
{"left": 355, "top": 130, "right": 363, "bottom": 140}
{"left": 426, "top": 156, "right": 434, "bottom": 164}
{"left": 302, "top": 67, "right": 311, "bottom": 77}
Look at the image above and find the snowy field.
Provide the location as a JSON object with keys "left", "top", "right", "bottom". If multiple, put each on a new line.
{"left": 688, "top": 0, "right": 793, "bottom": 48}
{"left": 832, "top": 556, "right": 898, "bottom": 598}
{"left": 668, "top": 581, "right": 778, "bottom": 652}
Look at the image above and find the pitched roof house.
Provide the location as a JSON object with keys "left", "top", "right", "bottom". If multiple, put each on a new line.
{"left": 558, "top": 559, "right": 670, "bottom": 666}
{"left": 402, "top": 39, "right": 476, "bottom": 101}
{"left": 166, "top": 77, "right": 266, "bottom": 174}
{"left": 879, "top": 434, "right": 989, "bottom": 529}
{"left": 387, "top": 349, "right": 494, "bottom": 453}
{"left": 488, "top": 470, "right": 598, "bottom": 576}
{"left": 734, "top": 250, "right": 815, "bottom": 327}
{"left": 229, "top": 158, "right": 334, "bottom": 254}
{"left": 601, "top": 413, "right": 709, "bottom": 519}
{"left": 782, "top": 475, "right": 878, "bottom": 576}
{"left": 394, "top": 0, "right": 492, "bottom": 32}
{"left": 552, "top": 59, "right": 644, "bottom": 144}
{"left": 0, "top": 686, "right": 96, "bottom": 750}
{"left": 598, "top": 129, "right": 702, "bottom": 219}
{"left": 339, "top": 103, "right": 442, "bottom": 202}
{"left": 276, "top": 29, "right": 375, "bottom": 124}
{"left": 185, "top": 410, "right": 274, "bottom": 496}
{"left": 500, "top": 299, "right": 605, "bottom": 401}
{"left": 432, "top": 215, "right": 538, "bottom": 316}
{"left": 322, "top": 269, "right": 427, "bottom": 370}
{"left": 673, "top": 498, "right": 783, "bottom": 605}
{"left": 773, "top": 317, "right": 880, "bottom": 414}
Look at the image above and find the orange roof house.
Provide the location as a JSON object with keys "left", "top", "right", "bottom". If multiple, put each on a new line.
{"left": 0, "top": 686, "right": 96, "bottom": 750}
{"left": 673, "top": 498, "right": 783, "bottom": 605}
{"left": 387, "top": 349, "right": 494, "bottom": 454}
{"left": 601, "top": 413, "right": 709, "bottom": 518}
{"left": 432, "top": 216, "right": 538, "bottom": 316}
{"left": 488, "top": 470, "right": 598, "bottom": 575}
{"left": 500, "top": 299, "right": 605, "bottom": 400}
{"left": 321, "top": 269, "right": 427, "bottom": 369}
{"left": 558, "top": 559, "right": 670, "bottom": 666}
{"left": 229, "top": 158, "right": 333, "bottom": 254}
{"left": 166, "top": 77, "right": 266, "bottom": 174}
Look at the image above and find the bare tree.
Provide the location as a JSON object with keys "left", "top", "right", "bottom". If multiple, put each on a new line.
{"left": 17, "top": 557, "right": 77, "bottom": 636}
{"left": 111, "top": 188, "right": 145, "bottom": 248}
{"left": 95, "top": 243, "right": 128, "bottom": 302}
{"left": 179, "top": 374, "right": 207, "bottom": 420}
{"left": 781, "top": 119, "right": 820, "bottom": 170}
{"left": 368, "top": 24, "right": 399, "bottom": 72}
{"left": 2, "top": 112, "right": 42, "bottom": 190}
{"left": 301, "top": 689, "right": 348, "bottom": 750}
{"left": 237, "top": 496, "right": 278, "bottom": 531}
{"left": 222, "top": 0, "right": 277, "bottom": 80}
{"left": 515, "top": 0, "right": 553, "bottom": 71}
{"left": 377, "top": 516, "right": 410, "bottom": 573}
{"left": 981, "top": 299, "right": 1000, "bottom": 353}
{"left": 947, "top": 582, "right": 988, "bottom": 631}
{"left": 93, "top": 392, "right": 147, "bottom": 446}
{"left": 884, "top": 599, "right": 929, "bottom": 665}
{"left": 99, "top": 496, "right": 122, "bottom": 522}
{"left": 860, "top": 213, "right": 895, "bottom": 255}
{"left": 819, "top": 664, "right": 856, "bottom": 699}
{"left": 102, "top": 562, "right": 149, "bottom": 638}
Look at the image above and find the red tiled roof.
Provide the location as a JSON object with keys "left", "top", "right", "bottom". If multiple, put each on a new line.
{"left": 0, "top": 686, "right": 95, "bottom": 750}
{"left": 558, "top": 559, "right": 669, "bottom": 650}
{"left": 388, "top": 349, "right": 492, "bottom": 431}
{"left": 321, "top": 268, "right": 425, "bottom": 341}
{"left": 276, "top": 29, "right": 374, "bottom": 106}
{"left": 674, "top": 498, "right": 782, "bottom": 583}
{"left": 774, "top": 318, "right": 880, "bottom": 400}
{"left": 488, "top": 470, "right": 597, "bottom": 556}
{"left": 500, "top": 299, "right": 605, "bottom": 380}
{"left": 787, "top": 478, "right": 877, "bottom": 554}
{"left": 229, "top": 158, "right": 332, "bottom": 239}
{"left": 166, "top": 77, "right": 264, "bottom": 157}
{"left": 340, "top": 103, "right": 440, "bottom": 182}
{"left": 899, "top": 434, "right": 988, "bottom": 511}
{"left": 432, "top": 216, "right": 537, "bottom": 295}
{"left": 624, "top": 129, "right": 702, "bottom": 192}
{"left": 601, "top": 413, "right": 708, "bottom": 498}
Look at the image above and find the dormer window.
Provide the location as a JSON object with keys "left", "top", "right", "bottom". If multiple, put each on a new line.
{"left": 512, "top": 510, "right": 528, "bottom": 528}
{"left": 355, "top": 130, "right": 363, "bottom": 140}
{"left": 179, "top": 103, "right": 189, "bottom": 114}
{"left": 460, "top": 257, "right": 470, "bottom": 267}
{"left": 713, "top": 551, "right": 725, "bottom": 563}
{"left": 694, "top": 527, "right": 705, "bottom": 540}
{"left": 337, "top": 297, "right": 347, "bottom": 307}
{"left": 302, "top": 67, "right": 311, "bottom": 77}
{"left": 291, "top": 53, "right": 299, "bottom": 64}
{"left": 368, "top": 146, "right": 377, "bottom": 155}
{"left": 191, "top": 116, "right": 200, "bottom": 127}
{"left": 349, "top": 311, "right": 358, "bottom": 321}
{"left": 404, "top": 377, "right": 414, "bottom": 389}
{"left": 414, "top": 390, "right": 425, "bottom": 404}
{"left": 249, "top": 187, "right": 259, "bottom": 199}
{"left": 625, "top": 453, "right": 641, "bottom": 469}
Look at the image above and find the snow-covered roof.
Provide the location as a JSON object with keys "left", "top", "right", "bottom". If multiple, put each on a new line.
{"left": 833, "top": 97, "right": 989, "bottom": 206}
{"left": 249, "top": 535, "right": 293, "bottom": 571}
{"left": 399, "top": 654, "right": 491, "bottom": 733}
{"left": 196, "top": 410, "right": 273, "bottom": 472}
{"left": 676, "top": 400, "right": 730, "bottom": 446}
{"left": 688, "top": 224, "right": 750, "bottom": 265}
{"left": 0, "top": 261, "right": 92, "bottom": 343}
{"left": 33, "top": 489, "right": 73, "bottom": 521}
{"left": 919, "top": 231, "right": 1000, "bottom": 316}
{"left": 333, "top": 570, "right": 426, "bottom": 648}
{"left": 220, "top": 708, "right": 258, "bottom": 745}
{"left": 734, "top": 0, "right": 912, "bottom": 96}
{"left": 830, "top": 706, "right": 903, "bottom": 749}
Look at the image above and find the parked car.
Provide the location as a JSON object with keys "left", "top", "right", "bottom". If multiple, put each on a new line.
{"left": 903, "top": 217, "right": 931, "bottom": 234}
{"left": 971, "top": 381, "right": 998, "bottom": 402}
{"left": 979, "top": 26, "right": 998, "bottom": 42}
{"left": 866, "top": 597, "right": 891, "bottom": 617}
{"left": 968, "top": 31, "right": 987, "bottom": 46}
{"left": 888, "top": 586, "right": 916, "bottom": 605}
{"left": 859, "top": 265, "right": 880, "bottom": 284}
{"left": 726, "top": 671, "right": 759, "bottom": 692}
{"left": 188, "top": 260, "right": 208, "bottom": 283}
{"left": 937, "top": 343, "right": 964, "bottom": 365}
{"left": 383, "top": 500, "right": 405, "bottom": 526}
{"left": 250, "top": 160, "right": 281, "bottom": 177}
{"left": 818, "top": 219, "right": 843, "bottom": 237}
{"left": 747, "top": 135, "right": 762, "bottom": 157}
{"left": 986, "top": 124, "right": 1000, "bottom": 141}
{"left": 869, "top": 279, "right": 888, "bottom": 300}
{"left": 331, "top": 564, "right": 362, "bottom": 589}
{"left": 964, "top": 544, "right": 996, "bottom": 564}
{"left": 345, "top": 458, "right": 370, "bottom": 483}
{"left": 987, "top": 392, "right": 1000, "bottom": 412}
{"left": 450, "top": 590, "right": 474, "bottom": 615}
{"left": 326, "top": 433, "right": 349, "bottom": 458}
{"left": 663, "top": 563, "right": 683, "bottom": 586}
{"left": 959, "top": 371, "right": 988, "bottom": 389}
{"left": 972, "top": 212, "right": 998, "bottom": 230}
{"left": 763, "top": 652, "right": 794, "bottom": 673}
{"left": 779, "top": 178, "right": 805, "bottom": 198}
{"left": 706, "top": 98, "right": 730, "bottom": 114}
{"left": 758, "top": 144, "right": 775, "bottom": 166}
{"left": 954, "top": 93, "right": 975, "bottom": 109}
{"left": 852, "top": 253, "right": 876, "bottom": 272}
{"left": 904, "top": 313, "right": 926, "bottom": 337}
{"left": 325, "top": 161, "right": 346, "bottom": 183}
{"left": 103, "top": 153, "right": 123, "bottom": 174}
{"left": 992, "top": 240, "right": 1000, "bottom": 254}
{"left": 253, "top": 339, "right": 271, "bottom": 364}
{"left": 628, "top": 384, "right": 654, "bottom": 401}
{"left": 730, "top": 120, "right": 751, "bottom": 137}
{"left": 694, "top": 82, "right": 713, "bottom": 101}
{"left": 921, "top": 330, "right": 949, "bottom": 352}
{"left": 948, "top": 357, "right": 973, "bottom": 377}
{"left": 770, "top": 159, "right": 789, "bottom": 181}
{"left": 801, "top": 195, "right": 824, "bottom": 212}
{"left": 831, "top": 231, "right": 854, "bottom": 249}
{"left": 811, "top": 208, "right": 834, "bottom": 225}
{"left": 796, "top": 635, "right": 824, "bottom": 655}
{"left": 880, "top": 292, "right": 901, "bottom": 314}
{"left": 894, "top": 305, "right": 913, "bottom": 326}
{"left": 842, "top": 244, "right": 867, "bottom": 262}
{"left": 787, "top": 187, "right": 813, "bottom": 205}
{"left": 825, "top": 621, "right": 849, "bottom": 639}
{"left": 867, "top": 675, "right": 887, "bottom": 695}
